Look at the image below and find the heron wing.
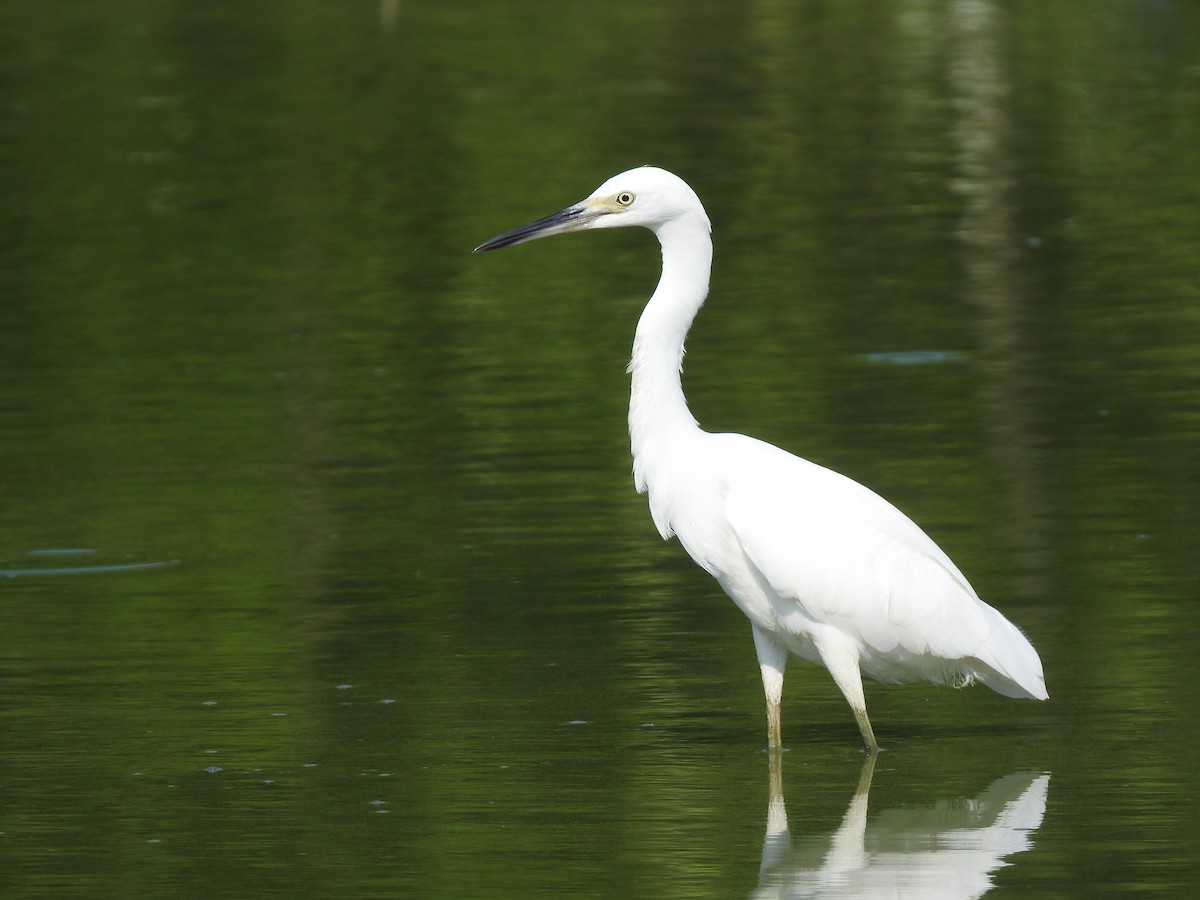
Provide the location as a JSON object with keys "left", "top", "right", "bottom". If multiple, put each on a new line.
{"left": 717, "top": 436, "right": 1044, "bottom": 693}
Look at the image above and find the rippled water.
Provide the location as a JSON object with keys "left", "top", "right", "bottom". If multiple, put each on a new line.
{"left": 2, "top": 1, "right": 1199, "bottom": 896}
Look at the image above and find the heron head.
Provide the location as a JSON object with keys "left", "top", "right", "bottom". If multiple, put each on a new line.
{"left": 473, "top": 166, "right": 710, "bottom": 253}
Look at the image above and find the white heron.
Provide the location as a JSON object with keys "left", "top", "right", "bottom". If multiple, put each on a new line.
{"left": 474, "top": 166, "right": 1047, "bottom": 751}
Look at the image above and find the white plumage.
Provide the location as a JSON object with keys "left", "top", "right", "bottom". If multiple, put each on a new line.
{"left": 475, "top": 166, "right": 1047, "bottom": 750}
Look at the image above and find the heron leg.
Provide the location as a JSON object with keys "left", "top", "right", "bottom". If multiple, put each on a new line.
{"left": 850, "top": 705, "right": 880, "bottom": 753}
{"left": 765, "top": 691, "right": 782, "bottom": 752}
{"left": 752, "top": 625, "right": 788, "bottom": 751}
{"left": 818, "top": 639, "right": 880, "bottom": 752}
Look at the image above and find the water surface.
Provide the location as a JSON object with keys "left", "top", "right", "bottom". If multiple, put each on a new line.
{"left": 2, "top": 1, "right": 1199, "bottom": 896}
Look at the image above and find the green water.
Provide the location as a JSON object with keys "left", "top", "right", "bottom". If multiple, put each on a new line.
{"left": 2, "top": 0, "right": 1199, "bottom": 896}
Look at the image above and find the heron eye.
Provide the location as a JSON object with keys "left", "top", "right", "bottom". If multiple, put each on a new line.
{"left": 616, "top": 191, "right": 635, "bottom": 207}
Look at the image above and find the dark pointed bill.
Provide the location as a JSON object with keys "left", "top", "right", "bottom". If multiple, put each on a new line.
{"left": 473, "top": 203, "right": 595, "bottom": 253}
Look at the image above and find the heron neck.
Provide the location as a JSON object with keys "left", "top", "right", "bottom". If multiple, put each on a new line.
{"left": 628, "top": 217, "right": 712, "bottom": 492}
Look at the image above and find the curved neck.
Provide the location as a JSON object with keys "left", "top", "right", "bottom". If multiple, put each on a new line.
{"left": 628, "top": 216, "right": 713, "bottom": 492}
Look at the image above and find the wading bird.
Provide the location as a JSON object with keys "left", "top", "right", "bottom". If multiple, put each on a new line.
{"left": 474, "top": 166, "right": 1047, "bottom": 751}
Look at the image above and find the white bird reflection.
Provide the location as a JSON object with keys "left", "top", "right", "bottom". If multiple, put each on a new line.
{"left": 755, "top": 756, "right": 1049, "bottom": 898}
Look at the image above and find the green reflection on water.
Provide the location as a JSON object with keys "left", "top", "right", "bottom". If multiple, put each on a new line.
{"left": 2, "top": 0, "right": 1199, "bottom": 896}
